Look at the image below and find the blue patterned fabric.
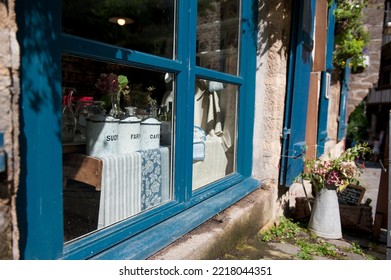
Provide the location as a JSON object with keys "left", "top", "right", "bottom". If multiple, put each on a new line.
{"left": 140, "top": 147, "right": 170, "bottom": 210}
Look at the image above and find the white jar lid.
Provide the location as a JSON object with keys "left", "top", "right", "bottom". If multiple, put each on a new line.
{"left": 89, "top": 114, "right": 119, "bottom": 123}
{"left": 141, "top": 117, "right": 161, "bottom": 125}
{"left": 120, "top": 115, "right": 141, "bottom": 123}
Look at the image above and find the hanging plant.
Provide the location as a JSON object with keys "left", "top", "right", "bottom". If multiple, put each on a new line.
{"left": 333, "top": 0, "right": 369, "bottom": 71}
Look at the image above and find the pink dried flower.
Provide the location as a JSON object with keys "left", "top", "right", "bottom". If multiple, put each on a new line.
{"left": 95, "top": 73, "right": 119, "bottom": 94}
{"left": 297, "top": 143, "right": 372, "bottom": 192}
{"left": 340, "top": 161, "right": 356, "bottom": 178}
{"left": 326, "top": 170, "right": 342, "bottom": 186}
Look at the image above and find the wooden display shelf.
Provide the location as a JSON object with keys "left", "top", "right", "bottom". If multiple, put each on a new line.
{"left": 62, "top": 135, "right": 86, "bottom": 154}
{"left": 62, "top": 144, "right": 85, "bottom": 154}
{"left": 63, "top": 153, "right": 102, "bottom": 190}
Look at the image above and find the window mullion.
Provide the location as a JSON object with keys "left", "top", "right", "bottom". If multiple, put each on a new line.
{"left": 237, "top": 0, "right": 256, "bottom": 177}
{"left": 194, "top": 67, "right": 244, "bottom": 85}
{"left": 60, "top": 34, "right": 182, "bottom": 73}
{"left": 173, "top": 0, "right": 197, "bottom": 202}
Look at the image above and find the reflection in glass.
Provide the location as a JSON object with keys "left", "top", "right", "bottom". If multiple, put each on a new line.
{"left": 62, "top": 0, "right": 176, "bottom": 58}
{"left": 62, "top": 55, "right": 174, "bottom": 242}
{"left": 192, "top": 78, "right": 237, "bottom": 190}
{"left": 197, "top": 0, "right": 240, "bottom": 75}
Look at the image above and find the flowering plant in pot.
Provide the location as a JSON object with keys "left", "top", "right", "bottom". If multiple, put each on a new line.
{"left": 95, "top": 73, "right": 129, "bottom": 117}
{"left": 298, "top": 143, "right": 372, "bottom": 239}
{"left": 298, "top": 143, "right": 372, "bottom": 193}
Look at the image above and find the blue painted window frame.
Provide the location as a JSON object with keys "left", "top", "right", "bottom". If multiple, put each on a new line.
{"left": 17, "top": 0, "right": 258, "bottom": 259}
{"left": 0, "top": 132, "right": 5, "bottom": 173}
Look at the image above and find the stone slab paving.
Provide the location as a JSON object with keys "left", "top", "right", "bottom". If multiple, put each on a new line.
{"left": 222, "top": 161, "right": 387, "bottom": 260}
{"left": 257, "top": 236, "right": 386, "bottom": 260}
{"left": 358, "top": 161, "right": 382, "bottom": 219}
{"left": 327, "top": 239, "right": 353, "bottom": 250}
{"left": 268, "top": 242, "right": 301, "bottom": 256}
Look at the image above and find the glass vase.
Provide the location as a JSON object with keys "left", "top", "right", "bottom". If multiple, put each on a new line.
{"left": 109, "top": 92, "right": 125, "bottom": 118}
{"left": 75, "top": 99, "right": 93, "bottom": 140}
{"left": 62, "top": 90, "right": 76, "bottom": 143}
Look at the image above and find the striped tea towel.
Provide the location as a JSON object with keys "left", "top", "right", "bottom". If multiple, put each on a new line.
{"left": 98, "top": 152, "right": 142, "bottom": 229}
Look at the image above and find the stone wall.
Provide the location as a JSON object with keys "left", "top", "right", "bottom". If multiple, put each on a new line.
{"left": 252, "top": 0, "right": 291, "bottom": 185}
{"left": 252, "top": 0, "right": 292, "bottom": 219}
{"left": 149, "top": 185, "right": 274, "bottom": 260}
{"left": 0, "top": 0, "right": 20, "bottom": 260}
{"left": 347, "top": 0, "right": 384, "bottom": 116}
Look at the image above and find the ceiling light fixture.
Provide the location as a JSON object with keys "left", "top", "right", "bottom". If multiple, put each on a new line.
{"left": 109, "top": 17, "right": 134, "bottom": 26}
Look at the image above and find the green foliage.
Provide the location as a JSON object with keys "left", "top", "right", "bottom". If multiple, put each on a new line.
{"left": 296, "top": 238, "right": 339, "bottom": 260}
{"left": 259, "top": 217, "right": 375, "bottom": 260}
{"left": 347, "top": 102, "right": 368, "bottom": 142}
{"left": 333, "top": 0, "right": 369, "bottom": 70}
{"left": 123, "top": 84, "right": 155, "bottom": 108}
{"left": 260, "top": 217, "right": 342, "bottom": 260}
{"left": 261, "top": 217, "right": 304, "bottom": 242}
{"left": 349, "top": 242, "right": 365, "bottom": 255}
{"left": 334, "top": 0, "right": 367, "bottom": 21}
{"left": 297, "top": 143, "right": 372, "bottom": 192}
{"left": 345, "top": 242, "right": 374, "bottom": 259}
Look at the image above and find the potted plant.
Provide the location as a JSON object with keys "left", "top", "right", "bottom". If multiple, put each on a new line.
{"left": 333, "top": 0, "right": 369, "bottom": 72}
{"left": 95, "top": 73, "right": 130, "bottom": 118}
{"left": 297, "top": 143, "right": 372, "bottom": 239}
{"left": 123, "top": 84, "right": 156, "bottom": 118}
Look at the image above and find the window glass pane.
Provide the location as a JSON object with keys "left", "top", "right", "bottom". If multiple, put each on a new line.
{"left": 193, "top": 78, "right": 237, "bottom": 190}
{"left": 62, "top": 0, "right": 176, "bottom": 59}
{"left": 62, "top": 55, "right": 175, "bottom": 242}
{"left": 196, "top": 0, "right": 240, "bottom": 75}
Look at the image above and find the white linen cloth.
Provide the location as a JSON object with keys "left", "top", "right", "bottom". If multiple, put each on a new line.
{"left": 194, "top": 80, "right": 232, "bottom": 152}
{"left": 194, "top": 84, "right": 223, "bottom": 137}
{"left": 98, "top": 153, "right": 142, "bottom": 229}
{"left": 207, "top": 91, "right": 223, "bottom": 137}
{"left": 97, "top": 147, "right": 170, "bottom": 229}
{"left": 192, "top": 136, "right": 228, "bottom": 190}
